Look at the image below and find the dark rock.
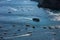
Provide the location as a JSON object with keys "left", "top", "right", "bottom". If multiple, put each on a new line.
{"left": 25, "top": 24, "right": 30, "bottom": 27}
{"left": 30, "top": 0, "right": 40, "bottom": 2}
{"left": 17, "top": 29, "right": 20, "bottom": 31}
{"left": 31, "top": 0, "right": 60, "bottom": 10}
{"left": 32, "top": 26, "right": 35, "bottom": 29}
{"left": 13, "top": 33, "right": 17, "bottom": 36}
{"left": 53, "top": 33, "right": 56, "bottom": 35}
{"left": 52, "top": 33, "right": 56, "bottom": 35}
{"left": 0, "top": 37, "right": 3, "bottom": 39}
{"left": 8, "top": 11, "right": 12, "bottom": 13}
{"left": 43, "top": 27, "right": 47, "bottom": 29}
{"left": 55, "top": 27, "right": 58, "bottom": 29}
{"left": 3, "top": 32, "right": 7, "bottom": 35}
{"left": 14, "top": 33, "right": 17, "bottom": 34}
{"left": 37, "top": 3, "right": 41, "bottom": 8}
{"left": 0, "top": 26, "right": 2, "bottom": 28}
{"left": 48, "top": 27, "right": 52, "bottom": 29}
{"left": 12, "top": 24, "right": 16, "bottom": 27}
{"left": 40, "top": 0, "right": 60, "bottom": 10}
{"left": 32, "top": 18, "right": 40, "bottom": 22}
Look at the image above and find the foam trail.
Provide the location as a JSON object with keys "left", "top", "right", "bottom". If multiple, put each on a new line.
{"left": 4, "top": 34, "right": 31, "bottom": 39}
{"left": 46, "top": 10, "right": 60, "bottom": 21}
{"left": 23, "top": 17, "right": 32, "bottom": 20}
{"left": 9, "top": 7, "right": 18, "bottom": 11}
{"left": 0, "top": 17, "right": 32, "bottom": 22}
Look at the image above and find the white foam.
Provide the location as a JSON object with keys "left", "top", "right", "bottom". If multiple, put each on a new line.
{"left": 46, "top": 10, "right": 60, "bottom": 21}
{"left": 24, "top": 18, "right": 32, "bottom": 20}
{"left": 4, "top": 34, "right": 31, "bottom": 39}
{"left": 9, "top": 7, "right": 18, "bottom": 11}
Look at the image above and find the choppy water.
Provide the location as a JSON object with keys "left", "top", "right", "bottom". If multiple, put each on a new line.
{"left": 0, "top": 0, "right": 60, "bottom": 40}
